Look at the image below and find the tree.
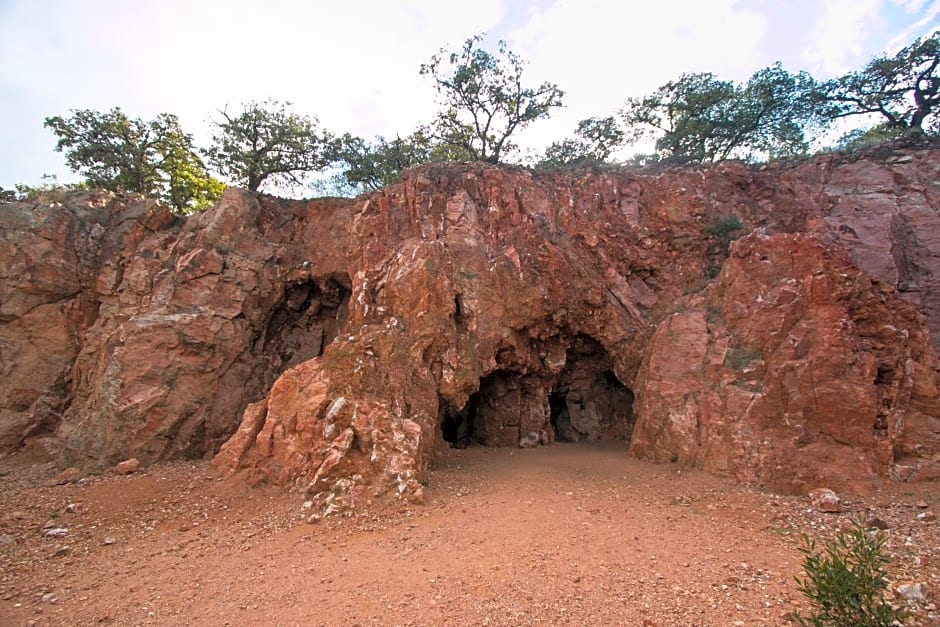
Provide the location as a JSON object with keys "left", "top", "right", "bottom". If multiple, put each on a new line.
{"left": 737, "top": 63, "right": 819, "bottom": 159}
{"left": 420, "top": 34, "right": 564, "bottom": 164}
{"left": 204, "top": 99, "right": 335, "bottom": 193}
{"left": 621, "top": 64, "right": 817, "bottom": 164}
{"left": 621, "top": 72, "right": 737, "bottom": 164}
{"left": 538, "top": 116, "right": 624, "bottom": 167}
{"left": 815, "top": 32, "right": 940, "bottom": 133}
{"left": 834, "top": 122, "right": 912, "bottom": 152}
{"left": 333, "top": 129, "right": 473, "bottom": 194}
{"left": 164, "top": 146, "right": 226, "bottom": 212}
{"left": 44, "top": 108, "right": 222, "bottom": 212}
{"left": 337, "top": 131, "right": 434, "bottom": 192}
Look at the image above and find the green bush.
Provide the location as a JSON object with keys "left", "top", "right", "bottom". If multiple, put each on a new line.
{"left": 794, "top": 521, "right": 906, "bottom": 626}
{"left": 707, "top": 214, "right": 743, "bottom": 239}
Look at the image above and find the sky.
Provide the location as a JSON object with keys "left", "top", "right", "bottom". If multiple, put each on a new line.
{"left": 1, "top": 0, "right": 938, "bottom": 191}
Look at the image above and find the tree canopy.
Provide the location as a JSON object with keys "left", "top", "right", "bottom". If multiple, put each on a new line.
{"left": 620, "top": 64, "right": 818, "bottom": 164}
{"left": 815, "top": 32, "right": 939, "bottom": 133}
{"left": 44, "top": 108, "right": 223, "bottom": 211}
{"left": 539, "top": 116, "right": 625, "bottom": 167}
{"left": 336, "top": 132, "right": 434, "bottom": 192}
{"left": 204, "top": 100, "right": 335, "bottom": 193}
{"left": 421, "top": 34, "right": 564, "bottom": 164}
{"left": 23, "top": 30, "right": 940, "bottom": 204}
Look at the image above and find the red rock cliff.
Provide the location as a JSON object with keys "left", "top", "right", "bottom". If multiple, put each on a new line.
{"left": 2, "top": 143, "right": 939, "bottom": 513}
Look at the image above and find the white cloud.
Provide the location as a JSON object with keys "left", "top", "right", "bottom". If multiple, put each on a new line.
{"left": 886, "top": 0, "right": 940, "bottom": 49}
{"left": 0, "top": 0, "right": 506, "bottom": 186}
{"left": 801, "top": 0, "right": 884, "bottom": 76}
{"left": 503, "top": 0, "right": 768, "bottom": 154}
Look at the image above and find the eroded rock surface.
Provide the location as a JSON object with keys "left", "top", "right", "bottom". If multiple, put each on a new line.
{"left": 2, "top": 142, "right": 940, "bottom": 514}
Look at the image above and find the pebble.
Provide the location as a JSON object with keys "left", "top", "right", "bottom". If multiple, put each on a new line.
{"left": 40, "top": 592, "right": 58, "bottom": 604}
{"left": 103, "top": 536, "right": 116, "bottom": 545}
{"left": 43, "top": 527, "right": 68, "bottom": 538}
{"left": 808, "top": 488, "right": 842, "bottom": 513}
{"left": 0, "top": 533, "right": 15, "bottom": 545}
{"left": 896, "top": 582, "right": 928, "bottom": 601}
{"left": 916, "top": 511, "right": 936, "bottom": 523}
{"left": 114, "top": 458, "right": 141, "bottom": 475}
{"left": 51, "top": 467, "right": 80, "bottom": 485}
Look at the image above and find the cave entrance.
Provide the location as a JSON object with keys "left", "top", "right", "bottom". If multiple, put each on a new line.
{"left": 440, "top": 370, "right": 552, "bottom": 449}
{"left": 440, "top": 394, "right": 477, "bottom": 449}
{"left": 549, "top": 336, "right": 635, "bottom": 443}
{"left": 439, "top": 336, "right": 635, "bottom": 450}
{"left": 252, "top": 274, "right": 351, "bottom": 398}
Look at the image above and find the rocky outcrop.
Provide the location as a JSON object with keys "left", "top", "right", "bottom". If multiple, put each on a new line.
{"left": 2, "top": 141, "right": 940, "bottom": 513}
{"left": 1, "top": 191, "right": 353, "bottom": 465}
{"left": 630, "top": 233, "right": 940, "bottom": 492}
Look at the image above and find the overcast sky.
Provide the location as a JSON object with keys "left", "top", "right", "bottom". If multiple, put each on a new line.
{"left": 1, "top": 0, "right": 938, "bottom": 190}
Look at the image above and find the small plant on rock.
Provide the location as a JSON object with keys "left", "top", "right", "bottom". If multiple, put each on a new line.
{"left": 794, "top": 520, "right": 907, "bottom": 626}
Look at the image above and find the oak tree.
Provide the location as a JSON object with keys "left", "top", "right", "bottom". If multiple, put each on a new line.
{"left": 421, "top": 34, "right": 564, "bottom": 164}
{"left": 205, "top": 99, "right": 335, "bottom": 193}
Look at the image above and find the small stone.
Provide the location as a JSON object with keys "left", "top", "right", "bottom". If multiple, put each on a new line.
{"left": 53, "top": 545, "right": 70, "bottom": 557}
{"left": 917, "top": 511, "right": 937, "bottom": 523}
{"left": 51, "top": 467, "right": 80, "bottom": 485}
{"left": 64, "top": 502, "right": 79, "bottom": 513}
{"left": 0, "top": 534, "right": 15, "bottom": 545}
{"left": 409, "top": 487, "right": 428, "bottom": 505}
{"left": 518, "top": 431, "right": 540, "bottom": 448}
{"left": 44, "top": 527, "right": 68, "bottom": 538}
{"left": 102, "top": 536, "right": 116, "bottom": 545}
{"left": 867, "top": 517, "right": 889, "bottom": 530}
{"left": 114, "top": 458, "right": 140, "bottom": 475}
{"left": 916, "top": 501, "right": 930, "bottom": 509}
{"left": 40, "top": 592, "right": 58, "bottom": 604}
{"left": 808, "top": 488, "right": 842, "bottom": 513}
{"left": 896, "top": 582, "right": 928, "bottom": 601}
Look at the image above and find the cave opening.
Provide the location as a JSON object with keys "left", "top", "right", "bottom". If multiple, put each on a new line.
{"left": 440, "top": 394, "right": 477, "bottom": 449}
{"left": 252, "top": 274, "right": 351, "bottom": 398}
{"left": 439, "top": 335, "right": 635, "bottom": 450}
{"left": 549, "top": 336, "right": 635, "bottom": 443}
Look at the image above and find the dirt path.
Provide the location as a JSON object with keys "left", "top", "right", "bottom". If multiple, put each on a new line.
{"left": 1, "top": 443, "right": 938, "bottom": 626}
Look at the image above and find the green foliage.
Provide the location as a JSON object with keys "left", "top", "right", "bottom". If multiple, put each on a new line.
{"left": 707, "top": 215, "right": 743, "bottom": 239}
{"left": 794, "top": 521, "right": 906, "bottom": 626}
{"left": 421, "top": 33, "right": 564, "bottom": 164}
{"left": 836, "top": 123, "right": 920, "bottom": 153}
{"left": 43, "top": 108, "right": 219, "bottom": 212}
{"left": 538, "top": 116, "right": 625, "bottom": 167}
{"left": 9, "top": 175, "right": 87, "bottom": 203}
{"left": 204, "top": 99, "right": 335, "bottom": 193}
{"left": 164, "top": 148, "right": 226, "bottom": 213}
{"left": 707, "top": 214, "right": 744, "bottom": 258}
{"left": 621, "top": 64, "right": 817, "bottom": 164}
{"left": 815, "top": 32, "right": 939, "bottom": 133}
{"left": 723, "top": 345, "right": 761, "bottom": 370}
{"left": 336, "top": 131, "right": 436, "bottom": 192}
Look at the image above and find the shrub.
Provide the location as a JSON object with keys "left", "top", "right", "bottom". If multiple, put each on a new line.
{"left": 707, "top": 214, "right": 743, "bottom": 239}
{"left": 794, "top": 521, "right": 906, "bottom": 626}
{"left": 707, "top": 215, "right": 744, "bottom": 257}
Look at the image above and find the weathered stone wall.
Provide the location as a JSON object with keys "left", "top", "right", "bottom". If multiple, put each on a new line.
{"left": 2, "top": 142, "right": 939, "bottom": 514}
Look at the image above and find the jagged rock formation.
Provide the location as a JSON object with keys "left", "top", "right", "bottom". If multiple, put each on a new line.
{"left": 2, "top": 143, "right": 939, "bottom": 514}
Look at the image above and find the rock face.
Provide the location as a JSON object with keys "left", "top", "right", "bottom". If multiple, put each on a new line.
{"left": 2, "top": 142, "right": 940, "bottom": 513}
